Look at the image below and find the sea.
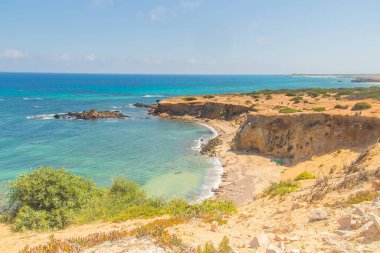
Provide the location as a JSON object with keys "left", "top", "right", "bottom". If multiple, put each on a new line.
{"left": 0, "top": 73, "right": 368, "bottom": 200}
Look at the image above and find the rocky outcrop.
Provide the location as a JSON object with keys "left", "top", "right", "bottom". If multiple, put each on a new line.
{"left": 156, "top": 102, "right": 252, "bottom": 120}
{"left": 133, "top": 103, "right": 158, "bottom": 115}
{"left": 232, "top": 113, "right": 380, "bottom": 162}
{"left": 54, "top": 109, "right": 128, "bottom": 120}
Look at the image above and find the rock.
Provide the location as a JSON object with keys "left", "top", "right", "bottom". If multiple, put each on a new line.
{"left": 354, "top": 206, "right": 366, "bottom": 217}
{"left": 277, "top": 241, "right": 285, "bottom": 250}
{"left": 289, "top": 249, "right": 301, "bottom": 253}
{"left": 286, "top": 236, "right": 299, "bottom": 242}
{"left": 291, "top": 202, "right": 307, "bottom": 210}
{"left": 358, "top": 221, "right": 378, "bottom": 239}
{"left": 263, "top": 224, "right": 276, "bottom": 229}
{"left": 337, "top": 215, "right": 352, "bottom": 230}
{"left": 334, "top": 230, "right": 348, "bottom": 236}
{"left": 369, "top": 214, "right": 380, "bottom": 231}
{"left": 210, "top": 221, "right": 218, "bottom": 232}
{"left": 309, "top": 208, "right": 328, "bottom": 222}
{"left": 321, "top": 232, "right": 338, "bottom": 245}
{"left": 274, "top": 234, "right": 284, "bottom": 241}
{"left": 54, "top": 109, "right": 128, "bottom": 120}
{"left": 266, "top": 244, "right": 282, "bottom": 253}
{"left": 249, "top": 233, "right": 270, "bottom": 248}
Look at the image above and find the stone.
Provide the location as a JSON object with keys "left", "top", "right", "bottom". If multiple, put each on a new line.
{"left": 309, "top": 208, "right": 328, "bottom": 222}
{"left": 290, "top": 249, "right": 301, "bottom": 253}
{"left": 274, "top": 234, "right": 284, "bottom": 241}
{"left": 263, "top": 224, "right": 276, "bottom": 229}
{"left": 334, "top": 230, "right": 348, "bottom": 236}
{"left": 321, "top": 232, "right": 338, "bottom": 245}
{"left": 277, "top": 241, "right": 285, "bottom": 250}
{"left": 210, "top": 221, "right": 218, "bottom": 232}
{"left": 266, "top": 244, "right": 282, "bottom": 253}
{"left": 249, "top": 233, "right": 270, "bottom": 248}
{"left": 358, "top": 221, "right": 378, "bottom": 238}
{"left": 337, "top": 215, "right": 352, "bottom": 230}
{"left": 291, "top": 201, "right": 307, "bottom": 210}
{"left": 354, "top": 206, "right": 366, "bottom": 217}
{"left": 369, "top": 214, "right": 380, "bottom": 231}
{"left": 287, "top": 236, "right": 299, "bottom": 242}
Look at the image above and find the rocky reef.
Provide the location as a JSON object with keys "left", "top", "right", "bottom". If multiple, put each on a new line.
{"left": 232, "top": 113, "right": 380, "bottom": 163}
{"left": 54, "top": 109, "right": 128, "bottom": 120}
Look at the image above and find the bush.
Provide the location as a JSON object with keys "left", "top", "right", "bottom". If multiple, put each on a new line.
{"left": 245, "top": 100, "right": 252, "bottom": 105}
{"left": 290, "top": 96, "right": 303, "bottom": 104}
{"left": 334, "top": 104, "right": 348, "bottom": 109}
{"left": 279, "top": 107, "right": 300, "bottom": 114}
{"left": 312, "top": 107, "right": 326, "bottom": 112}
{"left": 295, "top": 171, "right": 316, "bottom": 181}
{"left": 352, "top": 102, "right": 371, "bottom": 111}
{"left": 197, "top": 236, "right": 233, "bottom": 253}
{"left": 203, "top": 95, "right": 215, "bottom": 99}
{"left": 7, "top": 167, "right": 97, "bottom": 231}
{"left": 263, "top": 180, "right": 299, "bottom": 197}
{"left": 266, "top": 94, "right": 273, "bottom": 100}
{"left": 183, "top": 97, "right": 197, "bottom": 101}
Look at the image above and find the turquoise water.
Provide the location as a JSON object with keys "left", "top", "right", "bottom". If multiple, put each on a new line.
{"left": 0, "top": 73, "right": 366, "bottom": 199}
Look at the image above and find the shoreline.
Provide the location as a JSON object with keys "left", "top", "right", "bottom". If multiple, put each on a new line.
{"left": 161, "top": 115, "right": 281, "bottom": 206}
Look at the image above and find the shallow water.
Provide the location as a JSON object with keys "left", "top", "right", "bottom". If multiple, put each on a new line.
{"left": 0, "top": 73, "right": 367, "bottom": 199}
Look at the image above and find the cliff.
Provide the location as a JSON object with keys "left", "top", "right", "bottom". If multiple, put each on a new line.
{"left": 232, "top": 113, "right": 380, "bottom": 162}
{"left": 156, "top": 101, "right": 252, "bottom": 120}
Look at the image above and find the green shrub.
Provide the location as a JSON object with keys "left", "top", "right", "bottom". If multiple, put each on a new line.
{"left": 245, "top": 100, "right": 252, "bottom": 105}
{"left": 263, "top": 180, "right": 299, "bottom": 197}
{"left": 334, "top": 104, "right": 348, "bottom": 109}
{"left": 295, "top": 171, "right": 316, "bottom": 181}
{"left": 203, "top": 95, "right": 215, "bottom": 99}
{"left": 279, "top": 107, "right": 300, "bottom": 113}
{"left": 290, "top": 96, "right": 303, "bottom": 104}
{"left": 266, "top": 94, "right": 273, "bottom": 100}
{"left": 312, "top": 107, "right": 326, "bottom": 112}
{"left": 352, "top": 102, "right": 371, "bottom": 111}
{"left": 7, "top": 167, "right": 97, "bottom": 231}
{"left": 183, "top": 97, "right": 197, "bottom": 101}
{"left": 197, "top": 236, "right": 233, "bottom": 253}
{"left": 285, "top": 92, "right": 297, "bottom": 97}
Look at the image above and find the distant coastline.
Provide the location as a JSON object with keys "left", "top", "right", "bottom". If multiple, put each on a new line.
{"left": 291, "top": 73, "right": 380, "bottom": 84}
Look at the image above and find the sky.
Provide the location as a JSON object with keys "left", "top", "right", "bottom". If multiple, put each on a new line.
{"left": 0, "top": 0, "right": 380, "bottom": 74}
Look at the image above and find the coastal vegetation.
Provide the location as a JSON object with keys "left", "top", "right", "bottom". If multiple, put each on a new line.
{"left": 295, "top": 171, "right": 316, "bottom": 181}
{"left": 249, "top": 86, "right": 380, "bottom": 100}
{"left": 1, "top": 167, "right": 236, "bottom": 232}
{"left": 278, "top": 107, "right": 301, "bottom": 114}
{"left": 183, "top": 97, "right": 197, "bottom": 101}
{"left": 311, "top": 107, "right": 326, "bottom": 112}
{"left": 334, "top": 104, "right": 349, "bottom": 109}
{"left": 263, "top": 180, "right": 299, "bottom": 197}
{"left": 352, "top": 102, "right": 372, "bottom": 111}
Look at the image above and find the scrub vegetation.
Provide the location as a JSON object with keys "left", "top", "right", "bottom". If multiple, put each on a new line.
{"left": 1, "top": 167, "right": 236, "bottom": 232}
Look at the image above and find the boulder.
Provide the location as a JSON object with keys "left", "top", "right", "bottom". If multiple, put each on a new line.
{"left": 249, "top": 233, "right": 270, "bottom": 248}
{"left": 337, "top": 215, "right": 352, "bottom": 230}
{"left": 369, "top": 214, "right": 380, "bottom": 231}
{"left": 309, "top": 208, "right": 328, "bottom": 222}
{"left": 266, "top": 244, "right": 282, "bottom": 253}
{"left": 210, "top": 221, "right": 218, "bottom": 232}
{"left": 291, "top": 202, "right": 307, "bottom": 210}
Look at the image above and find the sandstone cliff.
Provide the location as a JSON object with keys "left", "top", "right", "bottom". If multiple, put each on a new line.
{"left": 232, "top": 113, "right": 380, "bottom": 162}
{"left": 156, "top": 102, "right": 252, "bottom": 120}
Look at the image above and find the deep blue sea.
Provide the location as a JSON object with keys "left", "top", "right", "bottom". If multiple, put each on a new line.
{"left": 0, "top": 73, "right": 366, "bottom": 199}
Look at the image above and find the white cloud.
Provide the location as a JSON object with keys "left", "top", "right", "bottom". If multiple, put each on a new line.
{"left": 0, "top": 49, "right": 29, "bottom": 59}
{"left": 54, "top": 53, "right": 72, "bottom": 62}
{"left": 150, "top": 6, "right": 167, "bottom": 21}
{"left": 84, "top": 54, "right": 97, "bottom": 61}
{"left": 91, "top": 0, "right": 113, "bottom": 6}
{"left": 143, "top": 57, "right": 163, "bottom": 65}
{"left": 179, "top": 0, "right": 201, "bottom": 10}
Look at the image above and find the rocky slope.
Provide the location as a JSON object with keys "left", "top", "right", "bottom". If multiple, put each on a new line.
{"left": 156, "top": 101, "right": 252, "bottom": 120}
{"left": 232, "top": 113, "right": 380, "bottom": 163}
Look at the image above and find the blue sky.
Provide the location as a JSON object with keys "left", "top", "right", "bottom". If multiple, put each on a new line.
{"left": 1, "top": 0, "right": 380, "bottom": 74}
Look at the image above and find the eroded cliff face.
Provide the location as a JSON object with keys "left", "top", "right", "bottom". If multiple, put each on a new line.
{"left": 232, "top": 113, "right": 380, "bottom": 162}
{"left": 156, "top": 102, "right": 251, "bottom": 120}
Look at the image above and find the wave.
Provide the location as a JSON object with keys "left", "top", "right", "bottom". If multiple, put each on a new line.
{"left": 23, "top": 97, "right": 43, "bottom": 101}
{"left": 142, "top": 95, "right": 164, "bottom": 98}
{"left": 191, "top": 122, "right": 223, "bottom": 202}
{"left": 26, "top": 113, "right": 64, "bottom": 120}
{"left": 111, "top": 104, "right": 135, "bottom": 109}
